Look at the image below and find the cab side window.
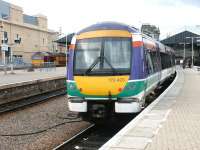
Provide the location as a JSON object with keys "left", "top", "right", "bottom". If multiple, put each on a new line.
{"left": 150, "top": 51, "right": 159, "bottom": 72}
{"left": 146, "top": 51, "right": 154, "bottom": 75}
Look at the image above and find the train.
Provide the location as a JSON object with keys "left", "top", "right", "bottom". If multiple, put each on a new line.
{"left": 66, "top": 22, "right": 176, "bottom": 120}
{"left": 32, "top": 52, "right": 66, "bottom": 67}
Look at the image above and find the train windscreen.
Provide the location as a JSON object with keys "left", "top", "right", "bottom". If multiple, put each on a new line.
{"left": 74, "top": 37, "right": 131, "bottom": 75}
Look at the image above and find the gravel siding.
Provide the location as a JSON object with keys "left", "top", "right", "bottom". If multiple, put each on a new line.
{"left": 0, "top": 95, "right": 91, "bottom": 150}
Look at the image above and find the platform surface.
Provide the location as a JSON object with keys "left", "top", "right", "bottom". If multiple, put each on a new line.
{"left": 0, "top": 67, "right": 66, "bottom": 87}
{"left": 100, "top": 68, "right": 200, "bottom": 150}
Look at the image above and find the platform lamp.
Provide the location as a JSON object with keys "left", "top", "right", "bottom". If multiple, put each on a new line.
{"left": 179, "top": 42, "right": 190, "bottom": 60}
{"left": 186, "top": 37, "right": 200, "bottom": 67}
{"left": 10, "top": 35, "right": 21, "bottom": 74}
{"left": 0, "top": 22, "right": 8, "bottom": 75}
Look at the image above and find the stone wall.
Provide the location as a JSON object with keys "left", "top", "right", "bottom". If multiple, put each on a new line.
{"left": 0, "top": 77, "right": 66, "bottom": 105}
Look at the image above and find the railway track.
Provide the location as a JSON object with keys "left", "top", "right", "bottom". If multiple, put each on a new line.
{"left": 0, "top": 88, "right": 66, "bottom": 114}
{"left": 54, "top": 75, "right": 175, "bottom": 150}
{"left": 54, "top": 114, "right": 135, "bottom": 150}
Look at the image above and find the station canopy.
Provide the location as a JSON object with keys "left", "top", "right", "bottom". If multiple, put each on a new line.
{"left": 55, "top": 33, "right": 75, "bottom": 45}
{"left": 161, "top": 31, "right": 200, "bottom": 45}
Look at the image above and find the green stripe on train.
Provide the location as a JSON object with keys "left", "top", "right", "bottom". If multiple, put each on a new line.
{"left": 67, "top": 81, "right": 145, "bottom": 98}
{"left": 67, "top": 73, "right": 159, "bottom": 99}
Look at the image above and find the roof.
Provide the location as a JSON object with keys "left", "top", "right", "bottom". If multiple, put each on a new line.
{"left": 161, "top": 31, "right": 200, "bottom": 45}
{"left": 55, "top": 33, "right": 75, "bottom": 45}
{"left": 77, "top": 22, "right": 139, "bottom": 34}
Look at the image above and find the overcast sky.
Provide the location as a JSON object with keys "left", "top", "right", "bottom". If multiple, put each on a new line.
{"left": 4, "top": 0, "right": 200, "bottom": 39}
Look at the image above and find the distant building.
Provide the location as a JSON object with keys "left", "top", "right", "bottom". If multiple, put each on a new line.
{"left": 141, "top": 24, "right": 160, "bottom": 40}
{"left": 0, "top": 0, "right": 59, "bottom": 63}
{"left": 161, "top": 31, "right": 200, "bottom": 65}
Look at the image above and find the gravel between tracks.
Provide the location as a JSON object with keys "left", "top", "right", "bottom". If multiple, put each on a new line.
{"left": 0, "top": 95, "right": 91, "bottom": 150}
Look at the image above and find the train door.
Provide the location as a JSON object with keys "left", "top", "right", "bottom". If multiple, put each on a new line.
{"left": 156, "top": 44, "right": 162, "bottom": 82}
{"left": 145, "top": 49, "right": 154, "bottom": 94}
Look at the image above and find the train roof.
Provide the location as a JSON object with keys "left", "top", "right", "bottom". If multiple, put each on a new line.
{"left": 143, "top": 35, "right": 174, "bottom": 54}
{"left": 77, "top": 22, "right": 139, "bottom": 34}
{"left": 76, "top": 22, "right": 175, "bottom": 54}
{"left": 156, "top": 42, "right": 175, "bottom": 54}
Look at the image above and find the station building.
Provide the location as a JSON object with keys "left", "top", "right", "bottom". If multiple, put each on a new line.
{"left": 161, "top": 30, "right": 200, "bottom": 65}
{"left": 0, "top": 0, "right": 58, "bottom": 63}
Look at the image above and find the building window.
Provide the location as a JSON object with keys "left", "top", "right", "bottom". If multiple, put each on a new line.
{"left": 2, "top": 31, "right": 8, "bottom": 43}
{"left": 4, "top": 31, "right": 7, "bottom": 38}
{"left": 1, "top": 13, "right": 8, "bottom": 20}
{"left": 13, "top": 55, "right": 23, "bottom": 64}
{"left": 15, "top": 34, "right": 21, "bottom": 44}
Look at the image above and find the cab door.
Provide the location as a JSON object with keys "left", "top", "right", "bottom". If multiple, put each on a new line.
{"left": 145, "top": 49, "right": 154, "bottom": 94}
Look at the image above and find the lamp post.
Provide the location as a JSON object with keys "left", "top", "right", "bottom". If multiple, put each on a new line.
{"left": 10, "top": 36, "right": 21, "bottom": 74}
{"left": 179, "top": 42, "right": 190, "bottom": 60}
{"left": 186, "top": 37, "right": 200, "bottom": 67}
{"left": 0, "top": 26, "right": 8, "bottom": 74}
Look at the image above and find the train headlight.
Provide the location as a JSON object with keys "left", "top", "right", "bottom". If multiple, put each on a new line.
{"left": 68, "top": 83, "right": 76, "bottom": 90}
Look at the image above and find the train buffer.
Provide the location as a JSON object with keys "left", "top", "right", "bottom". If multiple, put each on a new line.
{"left": 100, "top": 68, "right": 200, "bottom": 150}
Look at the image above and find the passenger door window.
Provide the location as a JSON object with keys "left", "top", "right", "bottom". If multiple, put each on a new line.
{"left": 146, "top": 51, "right": 154, "bottom": 75}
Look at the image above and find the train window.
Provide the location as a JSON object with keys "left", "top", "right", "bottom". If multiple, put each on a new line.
{"left": 150, "top": 51, "right": 159, "bottom": 72}
{"left": 74, "top": 37, "right": 131, "bottom": 75}
{"left": 160, "top": 53, "right": 165, "bottom": 69}
{"left": 74, "top": 39, "right": 101, "bottom": 70}
{"left": 104, "top": 38, "right": 131, "bottom": 70}
{"left": 146, "top": 51, "right": 154, "bottom": 75}
{"left": 167, "top": 54, "right": 172, "bottom": 68}
{"left": 160, "top": 53, "right": 172, "bottom": 69}
{"left": 172, "top": 55, "right": 176, "bottom": 66}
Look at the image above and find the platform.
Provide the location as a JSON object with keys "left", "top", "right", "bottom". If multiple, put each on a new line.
{"left": 100, "top": 68, "right": 200, "bottom": 150}
{"left": 0, "top": 67, "right": 66, "bottom": 105}
{"left": 0, "top": 67, "right": 66, "bottom": 87}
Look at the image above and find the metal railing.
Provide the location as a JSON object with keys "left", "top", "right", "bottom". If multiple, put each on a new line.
{"left": 38, "top": 62, "right": 56, "bottom": 72}
{"left": 0, "top": 58, "right": 57, "bottom": 72}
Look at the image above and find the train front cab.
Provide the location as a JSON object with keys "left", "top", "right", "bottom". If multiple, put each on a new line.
{"left": 67, "top": 25, "right": 176, "bottom": 119}
{"left": 67, "top": 29, "right": 147, "bottom": 118}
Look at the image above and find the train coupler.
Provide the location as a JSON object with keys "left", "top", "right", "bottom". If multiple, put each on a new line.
{"left": 90, "top": 104, "right": 106, "bottom": 118}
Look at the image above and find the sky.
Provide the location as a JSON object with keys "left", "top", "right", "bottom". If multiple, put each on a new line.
{"left": 4, "top": 0, "right": 200, "bottom": 39}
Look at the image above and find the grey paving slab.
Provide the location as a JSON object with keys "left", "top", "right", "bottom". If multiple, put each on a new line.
{"left": 126, "top": 127, "right": 155, "bottom": 138}
{"left": 144, "top": 113, "right": 166, "bottom": 120}
{"left": 100, "top": 68, "right": 195, "bottom": 150}
{"left": 137, "top": 119, "right": 162, "bottom": 129}
{"left": 100, "top": 68, "right": 200, "bottom": 150}
{"left": 113, "top": 137, "right": 150, "bottom": 149}
{"left": 146, "top": 68, "right": 200, "bottom": 150}
{"left": 148, "top": 109, "right": 170, "bottom": 116}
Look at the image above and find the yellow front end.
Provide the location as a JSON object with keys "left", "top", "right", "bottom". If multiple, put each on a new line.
{"left": 74, "top": 76, "right": 129, "bottom": 96}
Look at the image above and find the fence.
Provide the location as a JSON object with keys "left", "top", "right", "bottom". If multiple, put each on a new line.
{"left": 0, "top": 57, "right": 57, "bottom": 72}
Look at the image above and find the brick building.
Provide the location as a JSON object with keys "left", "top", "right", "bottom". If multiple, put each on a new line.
{"left": 0, "top": 0, "right": 58, "bottom": 63}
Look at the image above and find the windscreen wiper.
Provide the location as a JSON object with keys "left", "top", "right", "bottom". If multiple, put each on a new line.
{"left": 103, "top": 57, "right": 117, "bottom": 75}
{"left": 85, "top": 56, "right": 118, "bottom": 75}
{"left": 85, "top": 57, "right": 101, "bottom": 75}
